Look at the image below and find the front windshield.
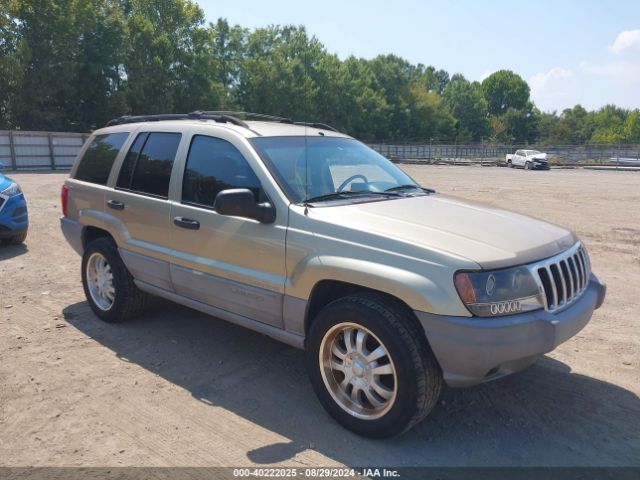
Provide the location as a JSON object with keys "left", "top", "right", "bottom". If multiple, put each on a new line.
{"left": 250, "top": 136, "right": 420, "bottom": 203}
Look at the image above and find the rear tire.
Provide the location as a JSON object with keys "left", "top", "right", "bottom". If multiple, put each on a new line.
{"left": 507, "top": 160, "right": 512, "bottom": 168}
{"left": 305, "top": 294, "right": 442, "bottom": 438}
{"left": 81, "top": 237, "right": 148, "bottom": 323}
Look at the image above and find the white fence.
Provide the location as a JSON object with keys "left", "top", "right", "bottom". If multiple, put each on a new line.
{"left": 0, "top": 131, "right": 88, "bottom": 170}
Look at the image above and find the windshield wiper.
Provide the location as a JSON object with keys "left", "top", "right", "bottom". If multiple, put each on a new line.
{"left": 384, "top": 184, "right": 436, "bottom": 194}
{"left": 384, "top": 184, "right": 421, "bottom": 192}
{"left": 304, "top": 191, "right": 369, "bottom": 204}
{"left": 304, "top": 190, "right": 401, "bottom": 204}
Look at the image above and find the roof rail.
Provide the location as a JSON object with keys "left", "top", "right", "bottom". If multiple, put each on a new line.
{"left": 198, "top": 111, "right": 293, "bottom": 122}
{"left": 105, "top": 111, "right": 249, "bottom": 128}
{"left": 193, "top": 111, "right": 339, "bottom": 132}
{"left": 292, "top": 122, "right": 339, "bottom": 132}
{"left": 105, "top": 111, "right": 340, "bottom": 133}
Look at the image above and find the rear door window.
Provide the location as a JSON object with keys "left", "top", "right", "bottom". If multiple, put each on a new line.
{"left": 74, "top": 133, "right": 129, "bottom": 185}
{"left": 116, "top": 132, "right": 181, "bottom": 198}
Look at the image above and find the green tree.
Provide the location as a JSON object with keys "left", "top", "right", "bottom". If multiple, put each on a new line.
{"left": 236, "top": 25, "right": 323, "bottom": 120}
{"left": 481, "top": 70, "right": 530, "bottom": 116}
{"left": 589, "top": 105, "right": 627, "bottom": 144}
{"left": 501, "top": 105, "right": 539, "bottom": 143}
{"left": 421, "top": 66, "right": 450, "bottom": 95}
{"left": 443, "top": 75, "right": 489, "bottom": 141}
{"left": 209, "top": 18, "right": 246, "bottom": 91}
{"left": 316, "top": 56, "right": 391, "bottom": 140}
{"left": 124, "top": 0, "right": 224, "bottom": 114}
{"left": 481, "top": 70, "right": 537, "bottom": 143}
{"left": 8, "top": 0, "right": 129, "bottom": 131}
{"left": 367, "top": 54, "right": 415, "bottom": 138}
{"left": 0, "top": 1, "right": 27, "bottom": 129}
{"left": 623, "top": 109, "right": 640, "bottom": 143}
{"left": 406, "top": 83, "right": 455, "bottom": 141}
{"left": 1, "top": 3, "right": 637, "bottom": 145}
{"left": 537, "top": 112, "right": 562, "bottom": 144}
{"left": 365, "top": 55, "right": 454, "bottom": 140}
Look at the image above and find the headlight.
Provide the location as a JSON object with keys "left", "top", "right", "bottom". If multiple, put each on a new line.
{"left": 1, "top": 182, "right": 21, "bottom": 196}
{"left": 454, "top": 266, "right": 544, "bottom": 317}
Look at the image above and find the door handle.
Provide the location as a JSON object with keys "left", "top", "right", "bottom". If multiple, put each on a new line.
{"left": 107, "top": 200, "right": 125, "bottom": 211}
{"left": 173, "top": 216, "right": 200, "bottom": 230}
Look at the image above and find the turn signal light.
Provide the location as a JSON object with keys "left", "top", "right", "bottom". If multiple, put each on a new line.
{"left": 454, "top": 272, "right": 477, "bottom": 304}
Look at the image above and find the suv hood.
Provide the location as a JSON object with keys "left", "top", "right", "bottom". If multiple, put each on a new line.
{"left": 528, "top": 153, "right": 547, "bottom": 160}
{"left": 314, "top": 194, "right": 576, "bottom": 270}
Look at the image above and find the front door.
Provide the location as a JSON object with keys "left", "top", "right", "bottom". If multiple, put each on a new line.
{"left": 513, "top": 150, "right": 525, "bottom": 167}
{"left": 168, "top": 133, "right": 287, "bottom": 328}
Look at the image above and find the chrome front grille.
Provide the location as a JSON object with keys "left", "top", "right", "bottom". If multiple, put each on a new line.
{"left": 532, "top": 243, "right": 591, "bottom": 313}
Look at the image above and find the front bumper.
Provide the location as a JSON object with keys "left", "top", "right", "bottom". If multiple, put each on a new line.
{"left": 0, "top": 193, "right": 28, "bottom": 238}
{"left": 415, "top": 274, "right": 606, "bottom": 387}
{"left": 532, "top": 162, "right": 550, "bottom": 170}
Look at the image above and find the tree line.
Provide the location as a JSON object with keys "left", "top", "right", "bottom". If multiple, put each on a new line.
{"left": 1, "top": 0, "right": 639, "bottom": 144}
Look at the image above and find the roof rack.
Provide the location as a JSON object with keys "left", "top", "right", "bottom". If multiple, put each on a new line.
{"left": 105, "top": 111, "right": 249, "bottom": 128}
{"left": 105, "top": 110, "right": 340, "bottom": 132}
{"left": 198, "top": 111, "right": 292, "bottom": 122}
{"left": 200, "top": 111, "right": 338, "bottom": 131}
{"left": 291, "top": 122, "right": 339, "bottom": 132}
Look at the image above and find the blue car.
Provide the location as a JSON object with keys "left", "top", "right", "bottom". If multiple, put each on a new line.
{"left": 0, "top": 162, "right": 28, "bottom": 245}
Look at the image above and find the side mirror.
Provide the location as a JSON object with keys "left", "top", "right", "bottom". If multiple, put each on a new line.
{"left": 214, "top": 188, "right": 276, "bottom": 223}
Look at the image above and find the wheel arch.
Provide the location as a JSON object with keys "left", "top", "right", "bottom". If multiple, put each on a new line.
{"left": 304, "top": 279, "right": 424, "bottom": 338}
{"left": 82, "top": 225, "right": 115, "bottom": 250}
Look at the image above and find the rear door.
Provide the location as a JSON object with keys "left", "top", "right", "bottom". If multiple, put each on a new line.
{"left": 168, "top": 131, "right": 288, "bottom": 328}
{"left": 67, "top": 131, "right": 131, "bottom": 229}
{"left": 106, "top": 130, "right": 184, "bottom": 291}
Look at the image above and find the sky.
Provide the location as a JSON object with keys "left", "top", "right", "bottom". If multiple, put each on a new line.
{"left": 198, "top": 0, "right": 640, "bottom": 113}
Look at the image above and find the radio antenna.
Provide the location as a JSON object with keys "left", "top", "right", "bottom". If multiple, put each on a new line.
{"left": 303, "top": 34, "right": 309, "bottom": 213}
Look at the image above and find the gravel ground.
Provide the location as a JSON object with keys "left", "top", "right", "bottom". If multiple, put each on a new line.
{"left": 0, "top": 166, "right": 638, "bottom": 468}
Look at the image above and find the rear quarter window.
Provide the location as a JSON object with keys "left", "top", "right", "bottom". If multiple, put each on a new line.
{"left": 74, "top": 133, "right": 129, "bottom": 185}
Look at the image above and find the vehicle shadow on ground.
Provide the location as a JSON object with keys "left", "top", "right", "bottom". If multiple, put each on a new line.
{"left": 0, "top": 242, "right": 28, "bottom": 260}
{"left": 63, "top": 299, "right": 640, "bottom": 467}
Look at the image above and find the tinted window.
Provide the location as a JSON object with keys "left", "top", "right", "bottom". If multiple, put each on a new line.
{"left": 117, "top": 132, "right": 181, "bottom": 198}
{"left": 116, "top": 132, "right": 148, "bottom": 189}
{"left": 182, "top": 135, "right": 263, "bottom": 207}
{"left": 75, "top": 133, "right": 129, "bottom": 185}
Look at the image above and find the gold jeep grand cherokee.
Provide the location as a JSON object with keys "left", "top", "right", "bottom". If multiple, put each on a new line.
{"left": 60, "top": 111, "right": 606, "bottom": 438}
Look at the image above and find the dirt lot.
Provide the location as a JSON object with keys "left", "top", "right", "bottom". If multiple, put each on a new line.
{"left": 1, "top": 166, "right": 639, "bottom": 468}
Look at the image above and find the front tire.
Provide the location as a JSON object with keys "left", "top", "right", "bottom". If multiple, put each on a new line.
{"left": 81, "top": 237, "right": 148, "bottom": 323}
{"left": 525, "top": 161, "right": 532, "bottom": 170}
{"left": 305, "top": 294, "right": 442, "bottom": 438}
{"left": 2, "top": 230, "right": 27, "bottom": 245}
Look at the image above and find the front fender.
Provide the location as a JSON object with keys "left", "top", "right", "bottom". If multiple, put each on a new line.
{"left": 286, "top": 255, "right": 471, "bottom": 317}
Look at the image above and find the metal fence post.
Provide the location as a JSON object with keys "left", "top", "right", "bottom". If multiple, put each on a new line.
{"left": 8, "top": 131, "right": 17, "bottom": 170}
{"left": 47, "top": 132, "right": 56, "bottom": 169}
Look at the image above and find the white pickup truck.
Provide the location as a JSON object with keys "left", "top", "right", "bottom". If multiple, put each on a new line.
{"left": 506, "top": 150, "right": 550, "bottom": 170}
